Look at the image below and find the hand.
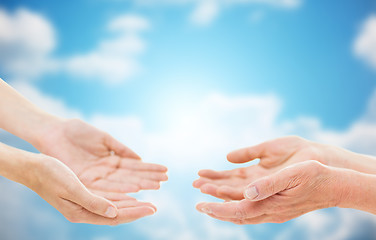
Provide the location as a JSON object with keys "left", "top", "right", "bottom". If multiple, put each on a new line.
{"left": 0, "top": 79, "right": 167, "bottom": 195}
{"left": 0, "top": 143, "right": 157, "bottom": 225}
{"left": 193, "top": 136, "right": 347, "bottom": 201}
{"left": 196, "top": 161, "right": 342, "bottom": 224}
{"left": 36, "top": 119, "right": 168, "bottom": 194}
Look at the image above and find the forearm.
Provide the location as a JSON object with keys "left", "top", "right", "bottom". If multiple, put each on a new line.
{"left": 334, "top": 166, "right": 376, "bottom": 215}
{"left": 317, "top": 142, "right": 376, "bottom": 175}
{"left": 343, "top": 152, "right": 376, "bottom": 175}
{"left": 0, "top": 142, "right": 38, "bottom": 186}
{"left": 0, "top": 79, "right": 62, "bottom": 147}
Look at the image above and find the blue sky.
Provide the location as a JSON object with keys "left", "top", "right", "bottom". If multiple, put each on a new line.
{"left": 1, "top": 0, "right": 376, "bottom": 240}
{"left": 2, "top": 0, "right": 376, "bottom": 129}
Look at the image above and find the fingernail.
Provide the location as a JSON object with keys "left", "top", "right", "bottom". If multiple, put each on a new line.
{"left": 201, "top": 207, "right": 212, "bottom": 214}
{"left": 105, "top": 206, "right": 117, "bottom": 218}
{"left": 245, "top": 186, "right": 259, "bottom": 200}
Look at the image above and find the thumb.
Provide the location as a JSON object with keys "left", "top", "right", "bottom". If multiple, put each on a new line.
{"left": 227, "top": 143, "right": 265, "bottom": 164}
{"left": 243, "top": 166, "right": 297, "bottom": 201}
{"left": 71, "top": 184, "right": 118, "bottom": 218}
{"left": 105, "top": 134, "right": 141, "bottom": 160}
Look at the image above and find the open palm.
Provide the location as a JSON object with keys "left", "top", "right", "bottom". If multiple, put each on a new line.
{"left": 193, "top": 136, "right": 328, "bottom": 201}
{"left": 37, "top": 119, "right": 168, "bottom": 195}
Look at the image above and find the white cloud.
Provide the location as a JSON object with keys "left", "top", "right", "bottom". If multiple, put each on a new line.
{"left": 0, "top": 8, "right": 149, "bottom": 84}
{"left": 0, "top": 8, "right": 57, "bottom": 80}
{"left": 190, "top": 0, "right": 220, "bottom": 26}
{"left": 354, "top": 14, "right": 376, "bottom": 70}
{"left": 63, "top": 14, "right": 150, "bottom": 84}
{"left": 91, "top": 93, "right": 283, "bottom": 171}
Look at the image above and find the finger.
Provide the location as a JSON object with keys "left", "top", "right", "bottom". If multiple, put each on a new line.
{"left": 243, "top": 161, "right": 313, "bottom": 201}
{"left": 193, "top": 177, "right": 214, "bottom": 188}
{"left": 217, "top": 186, "right": 244, "bottom": 201}
{"left": 90, "top": 179, "right": 140, "bottom": 193}
{"left": 199, "top": 183, "right": 219, "bottom": 197}
{"left": 131, "top": 171, "right": 169, "bottom": 181}
{"left": 73, "top": 206, "right": 156, "bottom": 225}
{"left": 114, "top": 200, "right": 157, "bottom": 212}
{"left": 89, "top": 189, "right": 136, "bottom": 201}
{"left": 113, "top": 169, "right": 168, "bottom": 181}
{"left": 198, "top": 169, "right": 233, "bottom": 179}
{"left": 68, "top": 184, "right": 118, "bottom": 219}
{"left": 134, "top": 178, "right": 161, "bottom": 190}
{"left": 196, "top": 199, "right": 263, "bottom": 219}
{"left": 227, "top": 143, "right": 265, "bottom": 164}
{"left": 120, "top": 159, "right": 168, "bottom": 172}
{"left": 207, "top": 213, "right": 270, "bottom": 225}
{"left": 105, "top": 134, "right": 141, "bottom": 160}
{"left": 111, "top": 206, "right": 156, "bottom": 225}
{"left": 79, "top": 166, "right": 113, "bottom": 183}
{"left": 199, "top": 184, "right": 244, "bottom": 201}
{"left": 106, "top": 173, "right": 162, "bottom": 190}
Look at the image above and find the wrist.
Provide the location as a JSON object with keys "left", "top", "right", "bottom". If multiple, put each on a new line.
{"left": 329, "top": 166, "right": 376, "bottom": 214}
{"left": 0, "top": 143, "right": 41, "bottom": 186}
{"left": 29, "top": 113, "right": 65, "bottom": 151}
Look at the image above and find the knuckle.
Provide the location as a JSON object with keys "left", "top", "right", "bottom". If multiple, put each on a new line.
{"left": 232, "top": 219, "right": 245, "bottom": 225}
{"left": 304, "top": 160, "right": 325, "bottom": 176}
{"left": 234, "top": 206, "right": 247, "bottom": 220}
{"left": 109, "top": 219, "right": 120, "bottom": 226}
{"left": 271, "top": 216, "right": 287, "bottom": 224}
{"left": 235, "top": 168, "right": 247, "bottom": 178}
{"left": 264, "top": 177, "right": 276, "bottom": 195}
{"left": 284, "top": 135, "right": 305, "bottom": 145}
{"left": 288, "top": 135, "right": 303, "bottom": 142}
{"left": 85, "top": 197, "right": 99, "bottom": 211}
{"left": 65, "top": 213, "right": 79, "bottom": 223}
{"left": 268, "top": 200, "right": 285, "bottom": 213}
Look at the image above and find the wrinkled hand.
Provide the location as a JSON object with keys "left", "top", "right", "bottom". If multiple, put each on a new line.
{"left": 29, "top": 154, "right": 156, "bottom": 225}
{"left": 193, "top": 136, "right": 341, "bottom": 201}
{"left": 37, "top": 119, "right": 168, "bottom": 195}
{"left": 196, "top": 161, "right": 342, "bottom": 224}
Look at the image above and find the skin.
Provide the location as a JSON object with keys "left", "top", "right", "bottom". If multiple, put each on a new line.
{"left": 193, "top": 136, "right": 376, "bottom": 201}
{"left": 33, "top": 118, "right": 168, "bottom": 195}
{"left": 194, "top": 136, "right": 376, "bottom": 224}
{"left": 0, "top": 79, "right": 168, "bottom": 224}
{"left": 0, "top": 143, "right": 156, "bottom": 225}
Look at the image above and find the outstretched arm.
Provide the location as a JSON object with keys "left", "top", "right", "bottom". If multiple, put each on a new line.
{"left": 196, "top": 161, "right": 376, "bottom": 224}
{"left": 194, "top": 136, "right": 376, "bottom": 201}
{"left": 0, "top": 79, "right": 58, "bottom": 146}
{"left": 0, "top": 78, "right": 168, "bottom": 196}
{"left": 0, "top": 142, "right": 156, "bottom": 225}
{"left": 227, "top": 136, "right": 376, "bottom": 175}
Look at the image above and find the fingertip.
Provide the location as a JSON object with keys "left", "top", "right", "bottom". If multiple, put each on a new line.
{"left": 226, "top": 148, "right": 245, "bottom": 163}
{"left": 148, "top": 204, "right": 157, "bottom": 212}
{"left": 196, "top": 202, "right": 206, "bottom": 212}
{"left": 192, "top": 178, "right": 208, "bottom": 188}
{"left": 226, "top": 151, "right": 237, "bottom": 162}
{"left": 163, "top": 174, "right": 169, "bottom": 181}
{"left": 133, "top": 153, "right": 142, "bottom": 160}
{"left": 243, "top": 186, "right": 259, "bottom": 201}
{"left": 105, "top": 205, "right": 118, "bottom": 218}
{"left": 161, "top": 166, "right": 168, "bottom": 172}
{"left": 145, "top": 206, "right": 156, "bottom": 215}
{"left": 154, "top": 164, "right": 168, "bottom": 172}
{"left": 198, "top": 169, "right": 209, "bottom": 176}
{"left": 227, "top": 146, "right": 261, "bottom": 164}
{"left": 192, "top": 180, "right": 199, "bottom": 188}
